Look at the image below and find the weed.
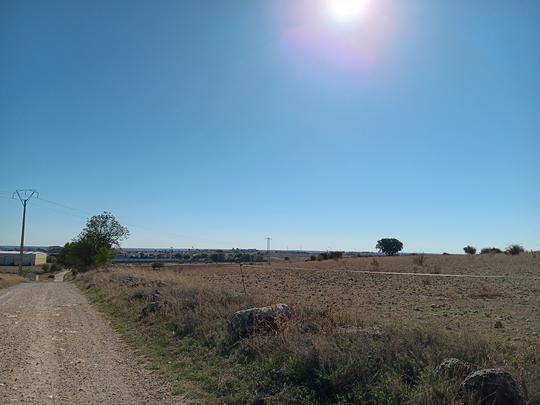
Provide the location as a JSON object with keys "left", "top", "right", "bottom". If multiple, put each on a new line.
{"left": 413, "top": 254, "right": 426, "bottom": 266}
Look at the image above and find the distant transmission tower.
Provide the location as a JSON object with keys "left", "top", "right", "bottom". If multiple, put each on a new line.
{"left": 13, "top": 189, "right": 38, "bottom": 275}
{"left": 265, "top": 237, "right": 272, "bottom": 264}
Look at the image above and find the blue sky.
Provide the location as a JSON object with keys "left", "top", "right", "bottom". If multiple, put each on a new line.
{"left": 1, "top": 0, "right": 539, "bottom": 252}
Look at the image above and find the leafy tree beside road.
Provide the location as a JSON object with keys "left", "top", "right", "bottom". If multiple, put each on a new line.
{"left": 58, "top": 212, "right": 129, "bottom": 273}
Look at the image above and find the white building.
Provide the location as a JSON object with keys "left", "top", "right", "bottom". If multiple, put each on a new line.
{"left": 0, "top": 251, "right": 48, "bottom": 266}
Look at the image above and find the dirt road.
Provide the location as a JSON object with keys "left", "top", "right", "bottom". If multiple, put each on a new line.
{"left": 0, "top": 280, "right": 184, "bottom": 404}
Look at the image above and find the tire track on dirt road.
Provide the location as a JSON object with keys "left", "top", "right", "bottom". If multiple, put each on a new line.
{"left": 0, "top": 281, "right": 185, "bottom": 404}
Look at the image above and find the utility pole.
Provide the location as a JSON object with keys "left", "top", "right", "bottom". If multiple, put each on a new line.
{"left": 13, "top": 189, "right": 38, "bottom": 275}
{"left": 265, "top": 237, "right": 272, "bottom": 265}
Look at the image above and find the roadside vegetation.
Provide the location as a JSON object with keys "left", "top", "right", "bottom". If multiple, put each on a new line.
{"left": 0, "top": 273, "right": 25, "bottom": 290}
{"left": 64, "top": 216, "right": 538, "bottom": 403}
{"left": 77, "top": 253, "right": 540, "bottom": 404}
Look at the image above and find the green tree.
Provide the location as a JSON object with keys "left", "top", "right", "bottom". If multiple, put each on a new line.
{"left": 58, "top": 212, "right": 128, "bottom": 273}
{"left": 463, "top": 245, "right": 476, "bottom": 255}
{"left": 376, "top": 238, "right": 403, "bottom": 256}
{"left": 79, "top": 211, "right": 129, "bottom": 248}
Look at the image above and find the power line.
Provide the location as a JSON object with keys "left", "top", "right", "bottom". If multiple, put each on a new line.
{"left": 32, "top": 194, "right": 260, "bottom": 248}
{"left": 37, "top": 196, "right": 94, "bottom": 216}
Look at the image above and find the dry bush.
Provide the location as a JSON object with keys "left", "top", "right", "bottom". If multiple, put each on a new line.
{"left": 412, "top": 254, "right": 427, "bottom": 266}
{"left": 0, "top": 273, "right": 25, "bottom": 290}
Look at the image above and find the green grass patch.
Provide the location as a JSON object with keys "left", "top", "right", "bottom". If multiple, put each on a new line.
{"left": 79, "top": 282, "right": 256, "bottom": 404}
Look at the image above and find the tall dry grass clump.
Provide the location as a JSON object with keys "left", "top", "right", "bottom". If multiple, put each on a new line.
{"left": 0, "top": 273, "right": 25, "bottom": 290}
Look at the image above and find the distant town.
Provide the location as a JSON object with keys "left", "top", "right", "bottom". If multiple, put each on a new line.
{"left": 0, "top": 245, "right": 420, "bottom": 265}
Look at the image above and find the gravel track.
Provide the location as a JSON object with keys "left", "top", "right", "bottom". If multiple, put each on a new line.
{"left": 0, "top": 281, "right": 184, "bottom": 404}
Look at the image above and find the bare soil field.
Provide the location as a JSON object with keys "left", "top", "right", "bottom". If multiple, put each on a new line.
{"left": 186, "top": 255, "right": 540, "bottom": 346}
{"left": 78, "top": 254, "right": 540, "bottom": 403}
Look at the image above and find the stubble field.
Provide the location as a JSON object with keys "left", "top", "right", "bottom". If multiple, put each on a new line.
{"left": 79, "top": 253, "right": 540, "bottom": 404}
{"left": 187, "top": 255, "right": 540, "bottom": 346}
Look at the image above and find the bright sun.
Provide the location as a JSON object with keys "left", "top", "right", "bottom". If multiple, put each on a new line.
{"left": 327, "top": 0, "right": 372, "bottom": 23}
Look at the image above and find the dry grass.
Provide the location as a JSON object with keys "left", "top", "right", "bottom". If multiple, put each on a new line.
{"left": 78, "top": 254, "right": 540, "bottom": 403}
{"left": 468, "top": 283, "right": 507, "bottom": 299}
{"left": 0, "top": 273, "right": 26, "bottom": 290}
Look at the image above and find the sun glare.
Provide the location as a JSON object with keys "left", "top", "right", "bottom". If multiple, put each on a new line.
{"left": 327, "top": 0, "right": 371, "bottom": 23}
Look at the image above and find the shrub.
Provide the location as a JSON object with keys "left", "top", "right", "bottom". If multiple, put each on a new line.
{"left": 41, "top": 263, "right": 51, "bottom": 272}
{"left": 50, "top": 263, "right": 63, "bottom": 272}
{"left": 151, "top": 262, "right": 164, "bottom": 270}
{"left": 412, "top": 254, "right": 426, "bottom": 266}
{"left": 318, "top": 253, "right": 329, "bottom": 261}
{"left": 210, "top": 252, "right": 226, "bottom": 262}
{"left": 310, "top": 255, "right": 317, "bottom": 261}
{"left": 480, "top": 247, "right": 502, "bottom": 255}
{"left": 327, "top": 251, "right": 343, "bottom": 260}
{"left": 506, "top": 244, "right": 524, "bottom": 256}
{"left": 463, "top": 245, "right": 477, "bottom": 255}
{"left": 376, "top": 238, "right": 403, "bottom": 256}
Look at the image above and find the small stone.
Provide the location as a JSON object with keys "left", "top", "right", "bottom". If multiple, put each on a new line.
{"left": 435, "top": 358, "right": 473, "bottom": 378}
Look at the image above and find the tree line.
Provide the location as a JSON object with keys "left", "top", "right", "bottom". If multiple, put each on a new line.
{"left": 56, "top": 213, "right": 530, "bottom": 273}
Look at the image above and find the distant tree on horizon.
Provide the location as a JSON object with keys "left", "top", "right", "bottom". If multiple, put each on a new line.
{"left": 463, "top": 245, "right": 477, "bottom": 255}
{"left": 376, "top": 238, "right": 403, "bottom": 256}
{"left": 480, "top": 247, "right": 503, "bottom": 254}
{"left": 506, "top": 244, "right": 524, "bottom": 256}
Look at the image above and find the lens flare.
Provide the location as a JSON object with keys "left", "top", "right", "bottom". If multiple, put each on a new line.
{"left": 327, "top": 0, "right": 372, "bottom": 23}
{"left": 280, "top": 0, "right": 397, "bottom": 75}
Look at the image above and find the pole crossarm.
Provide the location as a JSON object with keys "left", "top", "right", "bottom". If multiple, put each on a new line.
{"left": 13, "top": 189, "right": 39, "bottom": 204}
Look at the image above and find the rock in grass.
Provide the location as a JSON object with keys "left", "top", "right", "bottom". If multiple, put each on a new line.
{"left": 435, "top": 358, "right": 473, "bottom": 378}
{"left": 461, "top": 368, "right": 522, "bottom": 405}
{"left": 141, "top": 301, "right": 161, "bottom": 318}
{"left": 229, "top": 304, "right": 293, "bottom": 338}
{"left": 140, "top": 291, "right": 162, "bottom": 318}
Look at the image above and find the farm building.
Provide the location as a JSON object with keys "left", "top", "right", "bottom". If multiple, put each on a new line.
{"left": 0, "top": 251, "right": 47, "bottom": 266}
